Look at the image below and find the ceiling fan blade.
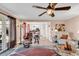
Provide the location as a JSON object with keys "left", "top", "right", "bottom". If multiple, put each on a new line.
{"left": 38, "top": 11, "right": 47, "bottom": 16}
{"left": 32, "top": 5, "right": 47, "bottom": 9}
{"left": 55, "top": 6, "right": 71, "bottom": 10}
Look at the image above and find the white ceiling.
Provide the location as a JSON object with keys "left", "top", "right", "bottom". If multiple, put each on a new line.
{"left": 0, "top": 3, "right": 79, "bottom": 20}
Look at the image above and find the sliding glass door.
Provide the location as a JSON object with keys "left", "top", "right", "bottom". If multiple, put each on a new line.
{"left": 0, "top": 15, "right": 10, "bottom": 52}
{"left": 0, "top": 14, "right": 16, "bottom": 53}
{"left": 0, "top": 14, "right": 10, "bottom": 53}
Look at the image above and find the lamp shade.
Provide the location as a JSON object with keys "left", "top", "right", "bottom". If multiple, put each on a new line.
{"left": 55, "top": 29, "right": 58, "bottom": 32}
{"left": 77, "top": 30, "right": 79, "bottom": 34}
{"left": 47, "top": 9, "right": 54, "bottom": 15}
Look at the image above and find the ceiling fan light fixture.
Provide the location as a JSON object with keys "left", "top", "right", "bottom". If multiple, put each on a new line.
{"left": 47, "top": 9, "right": 54, "bottom": 15}
{"left": 33, "top": 3, "right": 71, "bottom": 17}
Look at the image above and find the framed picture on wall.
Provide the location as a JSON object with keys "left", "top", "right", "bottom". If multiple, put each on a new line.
{"left": 55, "top": 24, "right": 65, "bottom": 32}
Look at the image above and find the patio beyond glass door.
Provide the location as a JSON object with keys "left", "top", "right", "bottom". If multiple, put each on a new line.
{"left": 0, "top": 14, "right": 10, "bottom": 53}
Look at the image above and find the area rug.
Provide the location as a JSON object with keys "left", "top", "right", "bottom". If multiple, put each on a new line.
{"left": 10, "top": 48, "right": 59, "bottom": 56}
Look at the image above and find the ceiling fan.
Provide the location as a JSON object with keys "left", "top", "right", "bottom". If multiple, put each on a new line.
{"left": 32, "top": 3, "right": 71, "bottom": 17}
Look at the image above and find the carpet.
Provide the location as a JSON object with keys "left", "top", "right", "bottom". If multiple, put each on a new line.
{"left": 11, "top": 48, "right": 58, "bottom": 56}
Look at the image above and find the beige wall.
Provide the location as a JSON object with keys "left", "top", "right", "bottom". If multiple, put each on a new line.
{"left": 66, "top": 16, "right": 79, "bottom": 40}
{"left": 50, "top": 20, "right": 66, "bottom": 30}
{"left": 50, "top": 20, "right": 66, "bottom": 37}
{"left": 50, "top": 17, "right": 79, "bottom": 40}
{"left": 16, "top": 19, "right": 21, "bottom": 44}
{"left": 50, "top": 16, "right": 79, "bottom": 40}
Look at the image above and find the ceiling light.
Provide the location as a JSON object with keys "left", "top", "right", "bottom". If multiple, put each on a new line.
{"left": 47, "top": 9, "right": 54, "bottom": 15}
